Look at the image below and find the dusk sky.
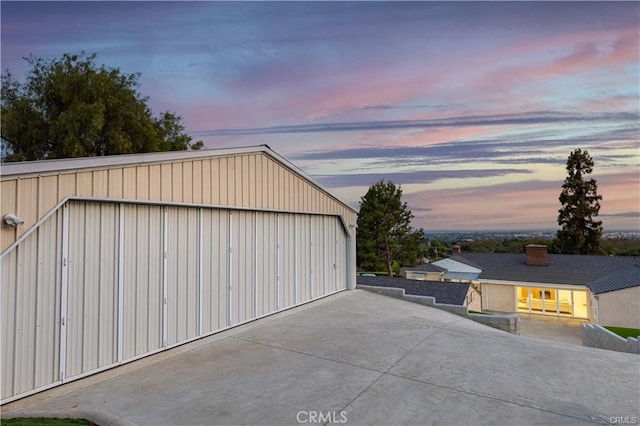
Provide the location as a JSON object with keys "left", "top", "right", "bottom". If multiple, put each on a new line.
{"left": 2, "top": 1, "right": 639, "bottom": 231}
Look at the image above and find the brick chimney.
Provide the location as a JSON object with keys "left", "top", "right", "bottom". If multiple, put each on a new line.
{"left": 453, "top": 245, "right": 462, "bottom": 253}
{"left": 525, "top": 244, "right": 548, "bottom": 266}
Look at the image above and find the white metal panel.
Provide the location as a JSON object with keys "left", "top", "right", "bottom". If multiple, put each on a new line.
{"left": 230, "top": 211, "right": 255, "bottom": 324}
{"left": 1, "top": 245, "right": 19, "bottom": 399}
{"left": 198, "top": 209, "right": 204, "bottom": 335}
{"left": 294, "top": 215, "right": 312, "bottom": 303}
{"left": 121, "top": 204, "right": 164, "bottom": 360}
{"left": 326, "top": 217, "right": 338, "bottom": 293}
{"left": 12, "top": 229, "right": 38, "bottom": 394}
{"left": 0, "top": 209, "right": 61, "bottom": 401}
{"left": 117, "top": 207, "right": 124, "bottom": 363}
{"left": 278, "top": 214, "right": 297, "bottom": 309}
{"left": 311, "top": 216, "right": 326, "bottom": 297}
{"left": 165, "top": 207, "right": 199, "bottom": 346}
{"left": 34, "top": 209, "right": 63, "bottom": 388}
{"left": 201, "top": 209, "right": 229, "bottom": 334}
{"left": 66, "top": 202, "right": 119, "bottom": 379}
{"left": 255, "top": 212, "right": 277, "bottom": 317}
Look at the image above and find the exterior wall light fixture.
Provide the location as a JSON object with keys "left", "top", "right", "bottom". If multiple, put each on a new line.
{"left": 3, "top": 213, "right": 24, "bottom": 227}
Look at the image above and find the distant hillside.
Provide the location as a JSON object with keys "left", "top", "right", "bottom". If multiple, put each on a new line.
{"left": 423, "top": 232, "right": 640, "bottom": 257}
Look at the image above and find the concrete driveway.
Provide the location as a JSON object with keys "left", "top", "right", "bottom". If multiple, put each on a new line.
{"left": 518, "top": 313, "right": 588, "bottom": 346}
{"left": 3, "top": 290, "right": 639, "bottom": 426}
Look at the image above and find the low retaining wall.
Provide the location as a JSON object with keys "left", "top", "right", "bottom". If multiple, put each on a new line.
{"left": 581, "top": 324, "right": 640, "bottom": 354}
{"left": 357, "top": 285, "right": 520, "bottom": 335}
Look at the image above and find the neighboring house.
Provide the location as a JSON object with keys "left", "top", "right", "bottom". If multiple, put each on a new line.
{"left": 431, "top": 256, "right": 482, "bottom": 281}
{"left": 399, "top": 262, "right": 446, "bottom": 281}
{"left": 357, "top": 275, "right": 482, "bottom": 311}
{"left": 421, "top": 245, "right": 638, "bottom": 326}
{"left": 586, "top": 265, "right": 640, "bottom": 328}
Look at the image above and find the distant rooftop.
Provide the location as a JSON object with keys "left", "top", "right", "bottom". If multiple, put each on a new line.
{"left": 356, "top": 275, "right": 469, "bottom": 306}
{"left": 453, "top": 252, "right": 640, "bottom": 286}
{"left": 400, "top": 263, "right": 446, "bottom": 273}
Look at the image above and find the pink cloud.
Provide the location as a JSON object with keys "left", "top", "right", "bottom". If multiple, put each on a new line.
{"left": 403, "top": 168, "right": 638, "bottom": 231}
{"left": 577, "top": 95, "right": 639, "bottom": 113}
{"left": 468, "top": 29, "right": 639, "bottom": 100}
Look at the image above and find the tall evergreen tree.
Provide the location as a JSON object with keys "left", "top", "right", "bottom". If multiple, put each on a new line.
{"left": 556, "top": 148, "right": 603, "bottom": 254}
{"left": 1, "top": 52, "right": 202, "bottom": 161}
{"left": 357, "top": 180, "right": 424, "bottom": 275}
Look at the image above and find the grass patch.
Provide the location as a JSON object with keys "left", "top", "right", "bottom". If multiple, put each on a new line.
{"left": 469, "top": 310, "right": 490, "bottom": 315}
{"left": 2, "top": 419, "right": 89, "bottom": 426}
{"left": 604, "top": 326, "right": 640, "bottom": 339}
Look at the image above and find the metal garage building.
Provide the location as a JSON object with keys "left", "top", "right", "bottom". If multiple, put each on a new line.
{"left": 0, "top": 145, "right": 357, "bottom": 403}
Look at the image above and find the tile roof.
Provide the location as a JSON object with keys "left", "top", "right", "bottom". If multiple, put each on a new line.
{"left": 586, "top": 265, "right": 640, "bottom": 295}
{"left": 453, "top": 252, "right": 640, "bottom": 286}
{"left": 356, "top": 275, "right": 469, "bottom": 305}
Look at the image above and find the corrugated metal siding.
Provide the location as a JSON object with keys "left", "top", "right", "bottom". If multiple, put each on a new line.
{"left": 231, "top": 211, "right": 255, "bottom": 324}
{"left": 201, "top": 209, "right": 229, "bottom": 333}
{"left": 1, "top": 199, "right": 349, "bottom": 403}
{"left": 65, "top": 203, "right": 119, "bottom": 379}
{"left": 311, "top": 216, "right": 325, "bottom": 298}
{"left": 166, "top": 207, "right": 199, "bottom": 346}
{"left": 279, "top": 214, "right": 296, "bottom": 308}
{"left": 1, "top": 152, "right": 355, "bottom": 253}
{"left": 334, "top": 221, "right": 344, "bottom": 291}
{"left": 255, "top": 212, "right": 277, "bottom": 317}
{"left": 1, "top": 209, "right": 62, "bottom": 400}
{"left": 121, "top": 205, "right": 164, "bottom": 360}
{"left": 295, "top": 215, "right": 312, "bottom": 303}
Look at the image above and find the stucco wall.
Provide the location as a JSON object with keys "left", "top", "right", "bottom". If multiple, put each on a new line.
{"left": 597, "top": 286, "right": 640, "bottom": 328}
{"left": 466, "top": 286, "right": 482, "bottom": 311}
{"left": 483, "top": 284, "right": 515, "bottom": 312}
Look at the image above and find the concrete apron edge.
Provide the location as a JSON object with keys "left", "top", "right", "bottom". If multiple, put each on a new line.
{"left": 1, "top": 289, "right": 353, "bottom": 412}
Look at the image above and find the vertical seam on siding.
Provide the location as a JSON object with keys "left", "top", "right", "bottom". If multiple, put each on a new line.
{"left": 117, "top": 205, "right": 124, "bottom": 364}
{"left": 198, "top": 208, "right": 203, "bottom": 336}
{"left": 228, "top": 211, "right": 233, "bottom": 327}
{"left": 276, "top": 214, "right": 280, "bottom": 310}
{"left": 162, "top": 207, "right": 168, "bottom": 348}
{"left": 253, "top": 213, "right": 257, "bottom": 318}
{"left": 293, "top": 215, "right": 297, "bottom": 305}
{"left": 59, "top": 202, "right": 69, "bottom": 382}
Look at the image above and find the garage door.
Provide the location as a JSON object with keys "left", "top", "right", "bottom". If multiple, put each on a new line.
{"left": 1, "top": 200, "right": 349, "bottom": 403}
